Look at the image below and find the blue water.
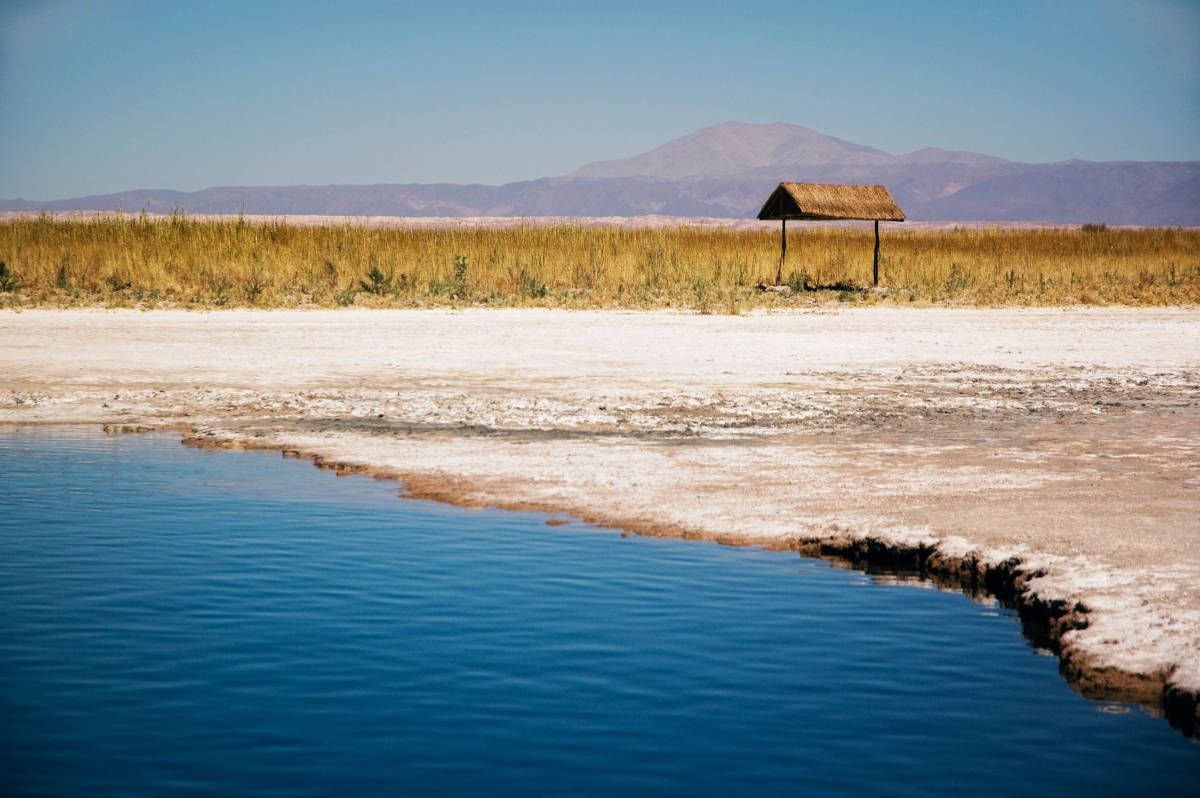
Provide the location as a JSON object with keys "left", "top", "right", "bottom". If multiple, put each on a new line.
{"left": 0, "top": 427, "right": 1195, "bottom": 797}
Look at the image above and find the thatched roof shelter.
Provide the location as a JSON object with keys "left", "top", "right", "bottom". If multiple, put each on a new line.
{"left": 757, "top": 182, "right": 904, "bottom": 222}
{"left": 756, "top": 182, "right": 905, "bottom": 286}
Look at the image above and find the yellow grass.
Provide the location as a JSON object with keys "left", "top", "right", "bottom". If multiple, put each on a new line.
{"left": 0, "top": 214, "right": 1197, "bottom": 310}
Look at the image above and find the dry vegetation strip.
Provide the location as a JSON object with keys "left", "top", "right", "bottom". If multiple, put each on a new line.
{"left": 0, "top": 214, "right": 1197, "bottom": 309}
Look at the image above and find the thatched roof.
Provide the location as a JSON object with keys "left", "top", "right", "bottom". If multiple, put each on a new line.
{"left": 757, "top": 182, "right": 905, "bottom": 222}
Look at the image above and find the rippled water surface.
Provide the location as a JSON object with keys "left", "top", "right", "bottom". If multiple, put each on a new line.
{"left": 1, "top": 427, "right": 1196, "bottom": 796}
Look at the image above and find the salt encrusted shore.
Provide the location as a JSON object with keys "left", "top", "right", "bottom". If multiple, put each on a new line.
{"left": 1, "top": 210, "right": 1172, "bottom": 231}
{"left": 2, "top": 307, "right": 1197, "bottom": 735}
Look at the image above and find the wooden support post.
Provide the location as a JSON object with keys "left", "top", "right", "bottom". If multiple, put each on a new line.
{"left": 777, "top": 218, "right": 787, "bottom": 285}
{"left": 872, "top": 219, "right": 880, "bottom": 287}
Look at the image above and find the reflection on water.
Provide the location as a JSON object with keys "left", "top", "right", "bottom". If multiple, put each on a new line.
{"left": 0, "top": 427, "right": 1196, "bottom": 797}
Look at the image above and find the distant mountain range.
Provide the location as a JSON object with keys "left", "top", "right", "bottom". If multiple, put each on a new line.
{"left": 4, "top": 122, "right": 1197, "bottom": 224}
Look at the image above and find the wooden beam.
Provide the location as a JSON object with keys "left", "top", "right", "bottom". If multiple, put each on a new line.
{"left": 873, "top": 219, "right": 880, "bottom": 287}
{"left": 776, "top": 218, "right": 787, "bottom": 286}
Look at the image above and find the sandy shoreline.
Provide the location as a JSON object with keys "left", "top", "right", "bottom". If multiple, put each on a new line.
{"left": 2, "top": 307, "right": 1198, "bottom": 733}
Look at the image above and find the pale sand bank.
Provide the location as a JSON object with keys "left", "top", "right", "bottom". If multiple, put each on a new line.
{"left": 2, "top": 307, "right": 1197, "bottom": 729}
{"left": 1, "top": 210, "right": 1170, "bottom": 231}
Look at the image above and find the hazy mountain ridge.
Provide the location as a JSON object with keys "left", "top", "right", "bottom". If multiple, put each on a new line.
{"left": 568, "top": 122, "right": 896, "bottom": 178}
{"left": 569, "top": 122, "right": 1010, "bottom": 178}
{"left": 4, "top": 123, "right": 1197, "bottom": 224}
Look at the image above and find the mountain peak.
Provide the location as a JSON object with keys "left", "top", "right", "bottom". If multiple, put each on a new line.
{"left": 568, "top": 121, "right": 892, "bottom": 179}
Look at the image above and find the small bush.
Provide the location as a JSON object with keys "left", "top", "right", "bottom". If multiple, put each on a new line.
{"left": 452, "top": 255, "right": 469, "bottom": 298}
{"left": 944, "top": 263, "right": 971, "bottom": 292}
{"left": 360, "top": 264, "right": 394, "bottom": 295}
{"left": 244, "top": 277, "right": 266, "bottom": 304}
{"left": 105, "top": 273, "right": 132, "bottom": 291}
{"left": 520, "top": 269, "right": 548, "bottom": 299}
{"left": 0, "top": 261, "right": 19, "bottom": 292}
{"left": 690, "top": 278, "right": 711, "bottom": 313}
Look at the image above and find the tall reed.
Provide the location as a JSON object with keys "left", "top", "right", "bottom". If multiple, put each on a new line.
{"left": 1, "top": 214, "right": 1196, "bottom": 309}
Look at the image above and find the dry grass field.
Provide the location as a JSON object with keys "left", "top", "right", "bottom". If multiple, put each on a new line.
{"left": 1, "top": 213, "right": 1197, "bottom": 309}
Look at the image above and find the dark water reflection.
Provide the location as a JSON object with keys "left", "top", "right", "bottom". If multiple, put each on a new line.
{"left": 0, "top": 427, "right": 1195, "bottom": 796}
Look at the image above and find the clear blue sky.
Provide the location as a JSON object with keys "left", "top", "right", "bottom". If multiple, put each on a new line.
{"left": 2, "top": 0, "right": 1197, "bottom": 199}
